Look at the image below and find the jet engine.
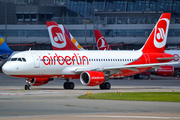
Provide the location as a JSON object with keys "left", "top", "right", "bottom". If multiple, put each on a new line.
{"left": 80, "top": 71, "right": 108, "bottom": 86}
{"left": 151, "top": 66, "right": 174, "bottom": 77}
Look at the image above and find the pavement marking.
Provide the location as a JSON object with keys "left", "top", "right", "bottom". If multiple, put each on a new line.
{"left": 80, "top": 115, "right": 180, "bottom": 119}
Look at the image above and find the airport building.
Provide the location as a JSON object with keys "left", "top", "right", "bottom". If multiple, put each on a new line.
{"left": 0, "top": 0, "right": 180, "bottom": 50}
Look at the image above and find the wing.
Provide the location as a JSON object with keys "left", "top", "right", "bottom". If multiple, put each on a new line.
{"left": 75, "top": 62, "right": 180, "bottom": 75}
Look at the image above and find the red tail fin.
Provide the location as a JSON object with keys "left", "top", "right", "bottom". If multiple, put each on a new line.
{"left": 46, "top": 21, "right": 79, "bottom": 50}
{"left": 94, "top": 30, "right": 112, "bottom": 50}
{"left": 141, "top": 13, "right": 171, "bottom": 53}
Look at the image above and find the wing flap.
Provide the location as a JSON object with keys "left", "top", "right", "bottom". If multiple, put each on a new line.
{"left": 75, "top": 67, "right": 99, "bottom": 73}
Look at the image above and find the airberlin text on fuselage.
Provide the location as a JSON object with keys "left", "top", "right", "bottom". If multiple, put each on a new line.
{"left": 42, "top": 53, "right": 89, "bottom": 66}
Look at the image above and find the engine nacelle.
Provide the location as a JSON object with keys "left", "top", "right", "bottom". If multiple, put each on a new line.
{"left": 151, "top": 66, "right": 174, "bottom": 77}
{"left": 30, "top": 78, "right": 54, "bottom": 86}
{"left": 80, "top": 71, "right": 107, "bottom": 86}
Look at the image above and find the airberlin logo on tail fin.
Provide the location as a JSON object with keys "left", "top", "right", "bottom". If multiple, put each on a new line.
{"left": 154, "top": 18, "right": 169, "bottom": 48}
{"left": 97, "top": 37, "right": 108, "bottom": 50}
{"left": 156, "top": 28, "right": 165, "bottom": 41}
{"left": 48, "top": 25, "right": 67, "bottom": 48}
{"left": 54, "top": 33, "right": 65, "bottom": 44}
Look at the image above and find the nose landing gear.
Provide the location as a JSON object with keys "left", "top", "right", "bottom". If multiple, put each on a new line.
{"left": 25, "top": 84, "right": 31, "bottom": 90}
{"left": 25, "top": 78, "right": 32, "bottom": 90}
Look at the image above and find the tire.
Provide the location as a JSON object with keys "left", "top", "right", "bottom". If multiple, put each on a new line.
{"left": 68, "top": 82, "right": 75, "bottom": 89}
{"left": 28, "top": 85, "right": 31, "bottom": 90}
{"left": 25, "top": 85, "right": 28, "bottom": 90}
{"left": 99, "top": 83, "right": 105, "bottom": 90}
{"left": 104, "top": 82, "right": 111, "bottom": 90}
{"left": 63, "top": 82, "right": 69, "bottom": 89}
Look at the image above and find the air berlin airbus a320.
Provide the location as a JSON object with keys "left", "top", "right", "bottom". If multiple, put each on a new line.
{"left": 2, "top": 13, "right": 179, "bottom": 90}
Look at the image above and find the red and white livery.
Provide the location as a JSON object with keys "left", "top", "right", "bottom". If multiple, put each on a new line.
{"left": 3, "top": 13, "right": 179, "bottom": 90}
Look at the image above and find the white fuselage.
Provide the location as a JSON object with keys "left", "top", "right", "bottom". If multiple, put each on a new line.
{"left": 2, "top": 50, "right": 143, "bottom": 76}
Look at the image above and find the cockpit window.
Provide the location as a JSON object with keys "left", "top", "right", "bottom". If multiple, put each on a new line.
{"left": 18, "top": 58, "right": 22, "bottom": 61}
{"left": 22, "top": 58, "right": 26, "bottom": 62}
{"left": 10, "top": 57, "right": 26, "bottom": 62}
{"left": 11, "top": 58, "right": 17, "bottom": 61}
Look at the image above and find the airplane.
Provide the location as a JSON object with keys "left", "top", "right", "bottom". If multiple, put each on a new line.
{"left": 94, "top": 25, "right": 180, "bottom": 78}
{"left": 2, "top": 13, "right": 179, "bottom": 90}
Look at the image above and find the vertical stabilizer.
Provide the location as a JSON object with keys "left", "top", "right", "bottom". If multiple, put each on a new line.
{"left": 94, "top": 30, "right": 112, "bottom": 50}
{"left": 63, "top": 26, "right": 84, "bottom": 50}
{"left": 141, "top": 13, "right": 171, "bottom": 53}
{"left": 0, "top": 35, "right": 13, "bottom": 59}
{"left": 46, "top": 21, "right": 79, "bottom": 50}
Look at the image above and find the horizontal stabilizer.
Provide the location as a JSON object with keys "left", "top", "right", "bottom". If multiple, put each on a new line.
{"left": 157, "top": 57, "right": 180, "bottom": 60}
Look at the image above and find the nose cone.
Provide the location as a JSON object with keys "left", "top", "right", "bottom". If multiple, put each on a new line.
{"left": 2, "top": 62, "right": 12, "bottom": 75}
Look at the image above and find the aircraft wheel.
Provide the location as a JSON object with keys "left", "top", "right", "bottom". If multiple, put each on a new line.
{"left": 99, "top": 83, "right": 105, "bottom": 90}
{"left": 28, "top": 85, "right": 32, "bottom": 90}
{"left": 25, "top": 85, "right": 28, "bottom": 90}
{"left": 63, "top": 82, "right": 69, "bottom": 89}
{"left": 104, "top": 82, "right": 111, "bottom": 90}
{"left": 25, "top": 84, "right": 31, "bottom": 90}
{"left": 68, "top": 82, "right": 74, "bottom": 89}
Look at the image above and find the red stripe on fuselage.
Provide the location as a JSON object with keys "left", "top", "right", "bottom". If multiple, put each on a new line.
{"left": 10, "top": 74, "right": 80, "bottom": 79}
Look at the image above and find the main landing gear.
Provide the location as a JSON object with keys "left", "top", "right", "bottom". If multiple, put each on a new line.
{"left": 63, "top": 79, "right": 75, "bottom": 89}
{"left": 99, "top": 82, "right": 111, "bottom": 90}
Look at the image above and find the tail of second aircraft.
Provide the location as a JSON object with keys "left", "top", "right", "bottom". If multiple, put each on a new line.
{"left": 141, "top": 13, "right": 171, "bottom": 53}
{"left": 0, "top": 35, "right": 13, "bottom": 59}
{"left": 94, "top": 30, "right": 112, "bottom": 50}
{"left": 46, "top": 21, "right": 84, "bottom": 50}
{"left": 63, "top": 26, "right": 84, "bottom": 50}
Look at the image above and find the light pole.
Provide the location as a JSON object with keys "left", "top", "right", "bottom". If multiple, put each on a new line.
{"left": 5, "top": 0, "right": 7, "bottom": 42}
{"left": 93, "top": 0, "right": 95, "bottom": 50}
{"left": 85, "top": 0, "right": 87, "bottom": 49}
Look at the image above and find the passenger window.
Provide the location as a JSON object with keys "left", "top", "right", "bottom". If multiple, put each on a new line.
{"left": 11, "top": 58, "right": 17, "bottom": 61}
{"left": 22, "top": 58, "right": 26, "bottom": 62}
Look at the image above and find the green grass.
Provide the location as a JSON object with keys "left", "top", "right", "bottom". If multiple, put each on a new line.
{"left": 78, "top": 92, "right": 180, "bottom": 102}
